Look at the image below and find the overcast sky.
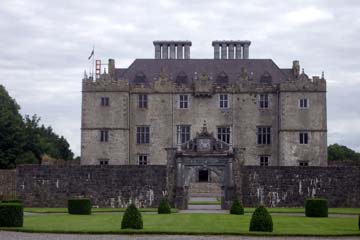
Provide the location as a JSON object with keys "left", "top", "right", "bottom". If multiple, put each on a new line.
{"left": 1, "top": 0, "right": 360, "bottom": 156}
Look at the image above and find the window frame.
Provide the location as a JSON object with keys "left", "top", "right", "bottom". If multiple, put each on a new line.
{"left": 136, "top": 126, "right": 150, "bottom": 144}
{"left": 299, "top": 132, "right": 309, "bottom": 144}
{"left": 259, "top": 94, "right": 269, "bottom": 109}
{"left": 219, "top": 94, "right": 229, "bottom": 109}
{"left": 259, "top": 155, "right": 270, "bottom": 166}
{"left": 138, "top": 154, "right": 148, "bottom": 165}
{"left": 257, "top": 126, "right": 271, "bottom": 145}
{"left": 179, "top": 94, "right": 190, "bottom": 109}
{"left": 99, "top": 159, "right": 109, "bottom": 165}
{"left": 299, "top": 161, "right": 309, "bottom": 166}
{"left": 100, "top": 130, "right": 109, "bottom": 142}
{"left": 101, "top": 97, "right": 110, "bottom": 107}
{"left": 138, "top": 94, "right": 148, "bottom": 109}
{"left": 299, "top": 98, "right": 309, "bottom": 109}
{"left": 217, "top": 126, "right": 231, "bottom": 144}
{"left": 176, "top": 125, "right": 191, "bottom": 144}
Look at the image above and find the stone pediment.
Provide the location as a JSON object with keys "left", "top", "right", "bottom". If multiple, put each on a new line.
{"left": 179, "top": 121, "right": 230, "bottom": 154}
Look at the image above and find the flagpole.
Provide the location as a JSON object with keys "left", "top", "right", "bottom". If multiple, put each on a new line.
{"left": 92, "top": 46, "right": 95, "bottom": 79}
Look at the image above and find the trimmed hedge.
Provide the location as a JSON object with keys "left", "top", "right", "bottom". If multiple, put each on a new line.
{"left": 158, "top": 199, "right": 171, "bottom": 214}
{"left": 1, "top": 199, "right": 23, "bottom": 204}
{"left": 305, "top": 198, "right": 328, "bottom": 217}
{"left": 249, "top": 205, "right": 273, "bottom": 232}
{"left": 68, "top": 198, "right": 91, "bottom": 215}
{"left": 230, "top": 199, "right": 244, "bottom": 215}
{"left": 121, "top": 203, "right": 143, "bottom": 229}
{"left": 0, "top": 203, "right": 23, "bottom": 227}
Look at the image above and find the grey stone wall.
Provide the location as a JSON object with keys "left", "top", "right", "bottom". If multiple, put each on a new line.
{"left": 241, "top": 166, "right": 360, "bottom": 207}
{"left": 16, "top": 165, "right": 167, "bottom": 207}
{"left": 0, "top": 170, "right": 16, "bottom": 200}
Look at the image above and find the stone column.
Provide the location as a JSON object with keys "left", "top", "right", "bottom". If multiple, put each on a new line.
{"left": 228, "top": 44, "right": 235, "bottom": 59}
{"left": 177, "top": 45, "right": 183, "bottom": 59}
{"left": 184, "top": 44, "right": 190, "bottom": 59}
{"left": 214, "top": 43, "right": 220, "bottom": 59}
{"left": 243, "top": 43, "right": 250, "bottom": 59}
{"left": 162, "top": 44, "right": 168, "bottom": 59}
{"left": 155, "top": 44, "right": 161, "bottom": 59}
{"left": 235, "top": 44, "right": 242, "bottom": 59}
{"left": 169, "top": 44, "right": 176, "bottom": 59}
{"left": 221, "top": 43, "right": 227, "bottom": 59}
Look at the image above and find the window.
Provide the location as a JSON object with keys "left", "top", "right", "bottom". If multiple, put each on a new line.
{"left": 257, "top": 127, "right": 271, "bottom": 144}
{"left": 179, "top": 94, "right": 189, "bottom": 109}
{"left": 217, "top": 126, "right": 231, "bottom": 144}
{"left": 299, "top": 98, "right": 309, "bottom": 109}
{"left": 259, "top": 94, "right": 269, "bottom": 109}
{"left": 219, "top": 94, "right": 229, "bottom": 109}
{"left": 299, "top": 161, "right": 309, "bottom": 166}
{"left": 100, "top": 130, "right": 109, "bottom": 142}
{"left": 177, "top": 125, "right": 191, "bottom": 144}
{"left": 138, "top": 94, "right": 148, "bottom": 108}
{"left": 299, "top": 132, "right": 309, "bottom": 144}
{"left": 138, "top": 155, "right": 148, "bottom": 165}
{"left": 101, "top": 97, "right": 109, "bottom": 106}
{"left": 259, "top": 155, "right": 270, "bottom": 166}
{"left": 136, "top": 126, "right": 150, "bottom": 144}
{"left": 99, "top": 159, "right": 109, "bottom": 165}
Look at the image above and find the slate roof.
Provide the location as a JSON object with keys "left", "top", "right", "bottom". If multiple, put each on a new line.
{"left": 116, "top": 59, "right": 289, "bottom": 85}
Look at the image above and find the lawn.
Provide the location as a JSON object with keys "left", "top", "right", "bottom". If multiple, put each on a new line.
{"left": 24, "top": 207, "right": 360, "bottom": 215}
{"left": 1, "top": 213, "right": 359, "bottom": 236}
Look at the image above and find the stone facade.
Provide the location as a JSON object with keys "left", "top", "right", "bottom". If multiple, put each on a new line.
{"left": 6, "top": 165, "right": 359, "bottom": 208}
{"left": 81, "top": 40, "right": 327, "bottom": 167}
{"left": 0, "top": 170, "right": 16, "bottom": 200}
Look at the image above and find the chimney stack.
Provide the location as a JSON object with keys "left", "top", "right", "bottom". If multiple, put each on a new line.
{"left": 212, "top": 40, "right": 251, "bottom": 59}
{"left": 153, "top": 41, "right": 192, "bottom": 59}
{"left": 108, "top": 59, "right": 115, "bottom": 78}
{"left": 292, "top": 60, "right": 300, "bottom": 78}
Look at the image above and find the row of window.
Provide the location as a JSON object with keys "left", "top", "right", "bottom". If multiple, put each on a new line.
{"left": 99, "top": 155, "right": 309, "bottom": 166}
{"left": 99, "top": 128, "right": 310, "bottom": 145}
{"left": 100, "top": 95, "right": 310, "bottom": 109}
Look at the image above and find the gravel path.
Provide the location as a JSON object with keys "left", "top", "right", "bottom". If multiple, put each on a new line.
{"left": 0, "top": 232, "right": 359, "bottom": 240}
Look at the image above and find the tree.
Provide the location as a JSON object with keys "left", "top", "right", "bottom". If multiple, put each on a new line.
{"left": 328, "top": 144, "right": 360, "bottom": 162}
{"left": 0, "top": 85, "right": 26, "bottom": 168}
{"left": 0, "top": 84, "right": 74, "bottom": 168}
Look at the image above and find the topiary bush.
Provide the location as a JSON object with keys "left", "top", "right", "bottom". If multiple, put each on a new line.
{"left": 0, "top": 203, "right": 23, "bottom": 227}
{"left": 121, "top": 203, "right": 143, "bottom": 229}
{"left": 68, "top": 198, "right": 92, "bottom": 215}
{"left": 249, "top": 205, "right": 273, "bottom": 232}
{"left": 305, "top": 198, "right": 328, "bottom": 217}
{"left": 158, "top": 199, "right": 171, "bottom": 214}
{"left": 230, "top": 199, "right": 244, "bottom": 215}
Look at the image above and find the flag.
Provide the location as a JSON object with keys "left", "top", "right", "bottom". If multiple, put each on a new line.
{"left": 88, "top": 48, "right": 94, "bottom": 60}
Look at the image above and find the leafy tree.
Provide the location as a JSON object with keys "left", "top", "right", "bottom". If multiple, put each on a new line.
{"left": 0, "top": 85, "right": 26, "bottom": 168}
{"left": 328, "top": 144, "right": 360, "bottom": 162}
{"left": 0, "top": 84, "right": 74, "bottom": 168}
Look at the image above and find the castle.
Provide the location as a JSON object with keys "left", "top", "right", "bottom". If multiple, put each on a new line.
{"left": 81, "top": 40, "right": 327, "bottom": 167}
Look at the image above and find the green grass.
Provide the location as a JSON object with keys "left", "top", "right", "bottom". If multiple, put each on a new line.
{"left": 24, "top": 208, "right": 178, "bottom": 214}
{"left": 1, "top": 213, "right": 359, "bottom": 236}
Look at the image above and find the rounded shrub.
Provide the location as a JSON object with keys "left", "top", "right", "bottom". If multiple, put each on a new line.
{"left": 121, "top": 203, "right": 143, "bottom": 229}
{"left": 68, "top": 198, "right": 92, "bottom": 215}
{"left": 305, "top": 198, "right": 328, "bottom": 217}
{"left": 230, "top": 199, "right": 244, "bottom": 215}
{"left": 158, "top": 199, "right": 171, "bottom": 214}
{"left": 0, "top": 203, "right": 23, "bottom": 227}
{"left": 249, "top": 205, "right": 273, "bottom": 232}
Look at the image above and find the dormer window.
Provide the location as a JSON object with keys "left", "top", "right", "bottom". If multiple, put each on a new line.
{"left": 176, "top": 71, "right": 188, "bottom": 85}
{"left": 134, "top": 72, "right": 146, "bottom": 84}
{"left": 216, "top": 71, "right": 228, "bottom": 85}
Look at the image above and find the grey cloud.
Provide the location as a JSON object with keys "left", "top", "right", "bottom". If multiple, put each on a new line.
{"left": 1, "top": 0, "right": 360, "bottom": 155}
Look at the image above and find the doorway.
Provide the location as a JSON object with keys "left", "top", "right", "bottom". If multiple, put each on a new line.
{"left": 198, "top": 169, "right": 209, "bottom": 182}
